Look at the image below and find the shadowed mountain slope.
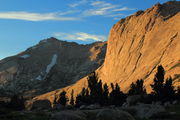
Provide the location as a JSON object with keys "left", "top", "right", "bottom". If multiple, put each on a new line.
{"left": 0, "top": 37, "right": 106, "bottom": 96}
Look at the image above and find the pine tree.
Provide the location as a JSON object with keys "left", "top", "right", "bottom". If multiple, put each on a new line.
{"left": 75, "top": 87, "right": 91, "bottom": 107}
{"left": 111, "top": 83, "right": 115, "bottom": 91}
{"left": 88, "top": 72, "right": 101, "bottom": 104}
{"left": 114, "top": 83, "right": 126, "bottom": 106}
{"left": 128, "top": 79, "right": 146, "bottom": 95}
{"left": 163, "top": 77, "right": 175, "bottom": 102}
{"left": 128, "top": 82, "right": 136, "bottom": 95}
{"left": 102, "top": 83, "right": 109, "bottom": 105}
{"left": 70, "top": 89, "right": 74, "bottom": 106}
{"left": 8, "top": 95, "right": 25, "bottom": 110}
{"left": 58, "top": 91, "right": 68, "bottom": 106}
{"left": 109, "top": 83, "right": 126, "bottom": 106}
{"left": 109, "top": 83, "right": 115, "bottom": 105}
{"left": 151, "top": 65, "right": 165, "bottom": 101}
{"left": 97, "top": 80, "right": 104, "bottom": 105}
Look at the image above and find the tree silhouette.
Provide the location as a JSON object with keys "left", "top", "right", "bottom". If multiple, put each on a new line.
{"left": 102, "top": 83, "right": 109, "bottom": 105}
{"left": 8, "top": 95, "right": 25, "bottom": 110}
{"left": 128, "top": 79, "right": 146, "bottom": 95}
{"left": 87, "top": 72, "right": 103, "bottom": 104}
{"left": 58, "top": 91, "right": 68, "bottom": 106}
{"left": 97, "top": 80, "right": 104, "bottom": 105}
{"left": 70, "top": 89, "right": 74, "bottom": 106}
{"left": 109, "top": 83, "right": 126, "bottom": 106}
{"left": 163, "top": 77, "right": 175, "bottom": 102}
{"left": 53, "top": 94, "right": 58, "bottom": 105}
{"left": 150, "top": 65, "right": 176, "bottom": 102}
{"left": 75, "top": 88, "right": 89, "bottom": 107}
{"left": 151, "top": 65, "right": 165, "bottom": 101}
{"left": 109, "top": 83, "right": 115, "bottom": 105}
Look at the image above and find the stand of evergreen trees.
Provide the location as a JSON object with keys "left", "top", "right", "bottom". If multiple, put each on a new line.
{"left": 57, "top": 65, "right": 180, "bottom": 107}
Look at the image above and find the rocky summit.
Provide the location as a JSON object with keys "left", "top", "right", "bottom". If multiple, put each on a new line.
{"left": 0, "top": 37, "right": 106, "bottom": 96}
{"left": 32, "top": 1, "right": 180, "bottom": 103}
{"left": 97, "top": 1, "right": 180, "bottom": 92}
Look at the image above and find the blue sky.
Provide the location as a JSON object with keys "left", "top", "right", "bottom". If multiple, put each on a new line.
{"left": 0, "top": 0, "right": 172, "bottom": 60}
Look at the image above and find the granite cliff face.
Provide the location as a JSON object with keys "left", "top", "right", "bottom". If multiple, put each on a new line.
{"left": 0, "top": 38, "right": 106, "bottom": 96}
{"left": 97, "top": 1, "right": 180, "bottom": 92}
{"left": 33, "top": 1, "right": 180, "bottom": 103}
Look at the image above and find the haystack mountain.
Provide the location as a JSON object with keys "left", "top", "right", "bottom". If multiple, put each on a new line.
{"left": 33, "top": 1, "right": 180, "bottom": 103}
{"left": 0, "top": 0, "right": 179, "bottom": 104}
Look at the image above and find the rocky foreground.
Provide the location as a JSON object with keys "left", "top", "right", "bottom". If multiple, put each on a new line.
{"left": 1, "top": 102, "right": 180, "bottom": 120}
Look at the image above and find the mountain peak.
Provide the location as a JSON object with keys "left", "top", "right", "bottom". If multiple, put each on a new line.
{"left": 30, "top": 1, "right": 180, "bottom": 104}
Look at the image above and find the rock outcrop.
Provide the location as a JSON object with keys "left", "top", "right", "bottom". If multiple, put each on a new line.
{"left": 0, "top": 37, "right": 106, "bottom": 96}
{"left": 32, "top": 1, "right": 180, "bottom": 103}
{"left": 97, "top": 1, "right": 180, "bottom": 92}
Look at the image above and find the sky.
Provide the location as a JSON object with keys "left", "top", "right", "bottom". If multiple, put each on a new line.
{"left": 0, "top": 0, "right": 173, "bottom": 60}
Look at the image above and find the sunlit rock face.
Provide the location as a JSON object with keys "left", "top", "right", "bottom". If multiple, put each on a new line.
{"left": 32, "top": 1, "right": 180, "bottom": 103}
{"left": 0, "top": 37, "right": 107, "bottom": 96}
{"left": 97, "top": 1, "right": 180, "bottom": 92}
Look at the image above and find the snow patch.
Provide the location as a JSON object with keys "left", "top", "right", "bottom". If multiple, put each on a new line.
{"left": 20, "top": 54, "right": 30, "bottom": 59}
{"left": 46, "top": 54, "right": 58, "bottom": 73}
{"left": 35, "top": 54, "right": 58, "bottom": 81}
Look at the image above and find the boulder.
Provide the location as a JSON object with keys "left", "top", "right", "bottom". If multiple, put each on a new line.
{"left": 172, "top": 100, "right": 178, "bottom": 105}
{"left": 127, "top": 103, "right": 166, "bottom": 119}
{"left": 164, "top": 101, "right": 171, "bottom": 107}
{"left": 96, "top": 109, "right": 135, "bottom": 120}
{"left": 126, "top": 95, "right": 142, "bottom": 106}
{"left": 51, "top": 111, "right": 86, "bottom": 120}
{"left": 86, "top": 104, "right": 100, "bottom": 110}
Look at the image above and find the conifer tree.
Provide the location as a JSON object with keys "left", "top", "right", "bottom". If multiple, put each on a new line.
{"left": 128, "top": 79, "right": 146, "bottom": 95}
{"left": 102, "top": 83, "right": 109, "bottom": 105}
{"left": 114, "top": 83, "right": 126, "bottom": 106}
{"left": 88, "top": 72, "right": 102, "bottom": 104}
{"left": 109, "top": 83, "right": 115, "bottom": 105}
{"left": 8, "top": 95, "right": 25, "bottom": 110}
{"left": 70, "top": 89, "right": 74, "bottom": 106}
{"left": 58, "top": 91, "right": 68, "bottom": 106}
{"left": 151, "top": 65, "right": 165, "bottom": 101}
{"left": 75, "top": 88, "right": 87, "bottom": 107}
{"left": 163, "top": 77, "right": 175, "bottom": 101}
{"left": 109, "top": 83, "right": 126, "bottom": 106}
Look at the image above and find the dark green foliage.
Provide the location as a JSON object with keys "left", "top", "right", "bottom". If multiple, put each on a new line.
{"left": 70, "top": 90, "right": 74, "bottom": 106}
{"left": 163, "top": 77, "right": 175, "bottom": 101}
{"left": 151, "top": 65, "right": 176, "bottom": 102}
{"left": 151, "top": 65, "right": 165, "bottom": 101}
{"left": 57, "top": 91, "right": 68, "bottom": 106}
{"left": 128, "top": 79, "right": 146, "bottom": 95}
{"left": 102, "top": 83, "right": 109, "bottom": 105}
{"left": 75, "top": 88, "right": 90, "bottom": 107}
{"left": 74, "top": 65, "right": 177, "bottom": 107}
{"left": 87, "top": 72, "right": 104, "bottom": 105}
{"left": 109, "top": 83, "right": 126, "bottom": 106}
{"left": 8, "top": 95, "right": 25, "bottom": 110}
{"left": 87, "top": 72, "right": 99, "bottom": 103}
{"left": 111, "top": 83, "right": 114, "bottom": 91}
